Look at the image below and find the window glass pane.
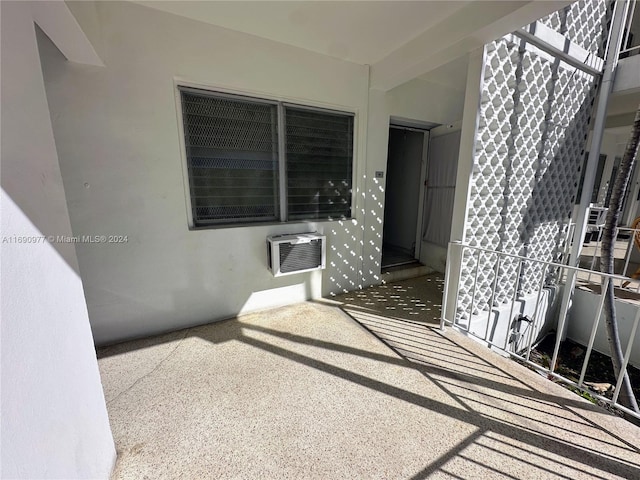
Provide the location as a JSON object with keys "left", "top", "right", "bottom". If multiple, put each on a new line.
{"left": 285, "top": 107, "right": 353, "bottom": 220}
{"left": 181, "top": 90, "right": 279, "bottom": 225}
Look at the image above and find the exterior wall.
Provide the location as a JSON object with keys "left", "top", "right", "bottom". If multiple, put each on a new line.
{"left": 464, "top": 287, "right": 561, "bottom": 354}
{"left": 568, "top": 289, "right": 640, "bottom": 368}
{"left": 361, "top": 89, "right": 391, "bottom": 285}
{"left": 388, "top": 76, "right": 466, "bottom": 126}
{"left": 613, "top": 55, "right": 640, "bottom": 92}
{"left": 454, "top": 0, "right": 610, "bottom": 323}
{"left": 386, "top": 66, "right": 467, "bottom": 271}
{"left": 0, "top": 1, "right": 115, "bottom": 478}
{"left": 41, "top": 1, "right": 369, "bottom": 344}
{"left": 40, "top": 1, "right": 471, "bottom": 345}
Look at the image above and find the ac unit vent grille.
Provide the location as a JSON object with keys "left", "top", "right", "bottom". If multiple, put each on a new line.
{"left": 279, "top": 240, "right": 322, "bottom": 273}
{"left": 266, "top": 233, "right": 326, "bottom": 276}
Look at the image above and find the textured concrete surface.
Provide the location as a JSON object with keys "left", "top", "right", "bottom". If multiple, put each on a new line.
{"left": 334, "top": 274, "right": 445, "bottom": 324}
{"left": 99, "top": 275, "right": 640, "bottom": 479}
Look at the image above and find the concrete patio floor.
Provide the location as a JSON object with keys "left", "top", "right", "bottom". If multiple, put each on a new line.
{"left": 98, "top": 274, "right": 640, "bottom": 479}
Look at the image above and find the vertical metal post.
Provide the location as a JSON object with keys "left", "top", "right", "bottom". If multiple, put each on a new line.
{"left": 613, "top": 226, "right": 619, "bottom": 275}
{"left": 452, "top": 248, "right": 463, "bottom": 327}
{"left": 271, "top": 106, "right": 280, "bottom": 219}
{"left": 551, "top": 266, "right": 568, "bottom": 374}
{"left": 588, "top": 227, "right": 600, "bottom": 282}
{"left": 443, "top": 241, "right": 463, "bottom": 329}
{"left": 277, "top": 104, "right": 287, "bottom": 221}
{"left": 505, "top": 259, "right": 523, "bottom": 351}
{"left": 467, "top": 249, "right": 482, "bottom": 331}
{"left": 622, "top": 228, "right": 633, "bottom": 279}
{"left": 484, "top": 255, "right": 502, "bottom": 341}
{"left": 526, "top": 264, "right": 549, "bottom": 361}
{"left": 440, "top": 242, "right": 454, "bottom": 331}
{"left": 578, "top": 276, "right": 611, "bottom": 387}
{"left": 563, "top": 223, "right": 576, "bottom": 265}
{"left": 612, "top": 306, "right": 640, "bottom": 405}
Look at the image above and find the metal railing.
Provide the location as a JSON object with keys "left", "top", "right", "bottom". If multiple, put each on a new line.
{"left": 581, "top": 225, "right": 640, "bottom": 288}
{"left": 441, "top": 241, "right": 640, "bottom": 421}
{"left": 620, "top": 0, "right": 639, "bottom": 58}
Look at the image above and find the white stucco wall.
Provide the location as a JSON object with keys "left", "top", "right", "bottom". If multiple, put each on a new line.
{"left": 40, "top": 1, "right": 371, "bottom": 344}
{"left": 613, "top": 54, "right": 640, "bottom": 93}
{"left": 593, "top": 131, "right": 621, "bottom": 206}
{"left": 362, "top": 88, "right": 392, "bottom": 285}
{"left": 40, "top": 1, "right": 469, "bottom": 345}
{"left": 568, "top": 289, "right": 640, "bottom": 368}
{"left": 384, "top": 62, "right": 466, "bottom": 272}
{"left": 388, "top": 75, "right": 466, "bottom": 126}
{"left": 0, "top": 2, "right": 115, "bottom": 478}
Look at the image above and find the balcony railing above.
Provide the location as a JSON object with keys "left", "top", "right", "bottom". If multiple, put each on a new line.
{"left": 620, "top": 0, "right": 639, "bottom": 58}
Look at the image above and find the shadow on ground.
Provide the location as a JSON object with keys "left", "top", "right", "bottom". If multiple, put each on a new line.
{"left": 332, "top": 274, "right": 444, "bottom": 324}
{"left": 98, "top": 274, "right": 640, "bottom": 479}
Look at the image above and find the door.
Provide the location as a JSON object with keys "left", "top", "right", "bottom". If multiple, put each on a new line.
{"left": 382, "top": 126, "right": 426, "bottom": 268}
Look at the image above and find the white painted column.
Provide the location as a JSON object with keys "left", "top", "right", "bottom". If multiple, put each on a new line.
{"left": 1, "top": 2, "right": 115, "bottom": 478}
{"left": 360, "top": 87, "right": 391, "bottom": 288}
{"left": 444, "top": 48, "right": 486, "bottom": 322}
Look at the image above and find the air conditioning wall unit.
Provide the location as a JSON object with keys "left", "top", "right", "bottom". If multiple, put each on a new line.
{"left": 267, "top": 233, "right": 326, "bottom": 277}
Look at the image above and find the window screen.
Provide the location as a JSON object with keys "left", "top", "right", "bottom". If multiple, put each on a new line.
{"left": 285, "top": 107, "right": 354, "bottom": 221}
{"left": 179, "top": 87, "right": 354, "bottom": 227}
{"left": 181, "top": 90, "right": 279, "bottom": 225}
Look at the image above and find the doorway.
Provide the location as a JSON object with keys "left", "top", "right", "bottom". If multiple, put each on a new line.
{"left": 382, "top": 125, "right": 428, "bottom": 269}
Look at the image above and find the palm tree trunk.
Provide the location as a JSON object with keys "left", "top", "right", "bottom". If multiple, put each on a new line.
{"left": 600, "top": 104, "right": 640, "bottom": 416}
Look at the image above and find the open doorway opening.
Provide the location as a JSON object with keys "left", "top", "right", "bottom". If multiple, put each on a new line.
{"left": 382, "top": 124, "right": 429, "bottom": 269}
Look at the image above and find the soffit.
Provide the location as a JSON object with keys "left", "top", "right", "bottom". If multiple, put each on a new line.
{"left": 134, "top": 1, "right": 470, "bottom": 64}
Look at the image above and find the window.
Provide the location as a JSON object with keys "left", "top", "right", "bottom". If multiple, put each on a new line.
{"left": 179, "top": 87, "right": 354, "bottom": 227}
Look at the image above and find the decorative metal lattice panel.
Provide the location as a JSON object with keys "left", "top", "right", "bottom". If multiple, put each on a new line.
{"left": 538, "top": 0, "right": 611, "bottom": 55}
{"left": 458, "top": 1, "right": 610, "bottom": 319}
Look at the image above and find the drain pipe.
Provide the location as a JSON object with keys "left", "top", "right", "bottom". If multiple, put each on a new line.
{"left": 554, "top": 0, "right": 630, "bottom": 351}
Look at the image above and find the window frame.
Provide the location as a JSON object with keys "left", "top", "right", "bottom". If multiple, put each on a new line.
{"left": 176, "top": 83, "right": 357, "bottom": 229}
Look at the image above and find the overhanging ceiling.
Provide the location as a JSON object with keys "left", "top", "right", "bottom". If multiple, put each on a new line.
{"left": 135, "top": 0, "right": 470, "bottom": 65}
{"left": 133, "top": 0, "right": 573, "bottom": 91}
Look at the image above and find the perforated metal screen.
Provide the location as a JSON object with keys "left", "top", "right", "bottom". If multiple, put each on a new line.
{"left": 286, "top": 107, "right": 353, "bottom": 221}
{"left": 181, "top": 90, "right": 279, "bottom": 225}
{"left": 180, "top": 88, "right": 354, "bottom": 226}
